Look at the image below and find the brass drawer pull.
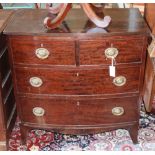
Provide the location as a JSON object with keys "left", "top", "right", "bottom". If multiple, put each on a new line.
{"left": 29, "top": 77, "right": 43, "bottom": 87}
{"left": 113, "top": 76, "right": 126, "bottom": 86}
{"left": 112, "top": 107, "right": 124, "bottom": 116}
{"left": 105, "top": 47, "right": 118, "bottom": 59}
{"left": 35, "top": 48, "right": 49, "bottom": 59}
{"left": 33, "top": 107, "right": 45, "bottom": 116}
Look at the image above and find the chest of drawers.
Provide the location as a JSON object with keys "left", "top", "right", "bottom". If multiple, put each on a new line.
{"left": 4, "top": 8, "right": 150, "bottom": 145}
{"left": 0, "top": 10, "right": 16, "bottom": 150}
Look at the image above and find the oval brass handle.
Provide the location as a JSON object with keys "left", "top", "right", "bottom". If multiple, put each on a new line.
{"left": 35, "top": 48, "right": 50, "bottom": 59}
{"left": 33, "top": 107, "right": 45, "bottom": 116}
{"left": 112, "top": 107, "right": 124, "bottom": 116}
{"left": 29, "top": 77, "right": 43, "bottom": 87}
{"left": 113, "top": 76, "right": 126, "bottom": 86}
{"left": 105, "top": 47, "right": 118, "bottom": 59}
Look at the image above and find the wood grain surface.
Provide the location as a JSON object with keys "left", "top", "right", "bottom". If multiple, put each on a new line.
{"left": 5, "top": 8, "right": 150, "bottom": 145}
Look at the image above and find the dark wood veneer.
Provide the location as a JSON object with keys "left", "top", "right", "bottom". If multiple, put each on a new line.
{"left": 4, "top": 8, "right": 150, "bottom": 35}
{"left": 18, "top": 95, "right": 139, "bottom": 125}
{"left": 10, "top": 37, "right": 76, "bottom": 65}
{"left": 79, "top": 36, "right": 145, "bottom": 65}
{"left": 14, "top": 65, "right": 141, "bottom": 95}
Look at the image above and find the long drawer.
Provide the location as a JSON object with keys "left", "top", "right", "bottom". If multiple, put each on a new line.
{"left": 79, "top": 36, "right": 144, "bottom": 65}
{"left": 14, "top": 65, "right": 141, "bottom": 95}
{"left": 18, "top": 95, "right": 139, "bottom": 125}
{"left": 9, "top": 36, "right": 76, "bottom": 65}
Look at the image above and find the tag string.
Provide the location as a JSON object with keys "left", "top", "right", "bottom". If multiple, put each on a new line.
{"left": 111, "top": 58, "right": 114, "bottom": 66}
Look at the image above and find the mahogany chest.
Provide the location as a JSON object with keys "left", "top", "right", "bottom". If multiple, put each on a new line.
{"left": 0, "top": 10, "right": 16, "bottom": 150}
{"left": 4, "top": 8, "right": 150, "bottom": 144}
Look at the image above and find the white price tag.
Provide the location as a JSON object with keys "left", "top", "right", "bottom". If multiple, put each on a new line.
{"left": 109, "top": 65, "right": 115, "bottom": 77}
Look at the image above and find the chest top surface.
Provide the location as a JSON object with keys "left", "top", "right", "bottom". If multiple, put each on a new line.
{"left": 0, "top": 10, "right": 14, "bottom": 33}
{"left": 4, "top": 8, "right": 150, "bottom": 37}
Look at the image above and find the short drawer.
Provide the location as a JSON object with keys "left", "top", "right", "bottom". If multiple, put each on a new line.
{"left": 79, "top": 36, "right": 144, "bottom": 65}
{"left": 10, "top": 36, "right": 76, "bottom": 65}
{"left": 15, "top": 65, "right": 141, "bottom": 95}
{"left": 18, "top": 96, "right": 139, "bottom": 125}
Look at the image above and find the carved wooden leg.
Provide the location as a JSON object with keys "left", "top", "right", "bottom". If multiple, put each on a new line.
{"left": 20, "top": 124, "right": 29, "bottom": 146}
{"left": 44, "top": 4, "right": 72, "bottom": 29}
{"left": 128, "top": 123, "right": 139, "bottom": 144}
{"left": 81, "top": 3, "right": 111, "bottom": 28}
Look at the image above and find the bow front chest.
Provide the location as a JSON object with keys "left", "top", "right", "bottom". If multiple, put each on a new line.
{"left": 4, "top": 8, "right": 150, "bottom": 144}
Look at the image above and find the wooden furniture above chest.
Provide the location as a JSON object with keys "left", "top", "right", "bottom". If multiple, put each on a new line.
{"left": 0, "top": 10, "right": 16, "bottom": 150}
{"left": 4, "top": 8, "right": 150, "bottom": 145}
{"left": 145, "top": 3, "right": 155, "bottom": 35}
{"left": 142, "top": 4, "right": 155, "bottom": 114}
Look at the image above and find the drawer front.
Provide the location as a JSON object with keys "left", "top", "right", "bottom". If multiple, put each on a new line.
{"left": 10, "top": 36, "right": 75, "bottom": 65}
{"left": 15, "top": 66, "right": 141, "bottom": 95}
{"left": 18, "top": 96, "right": 139, "bottom": 125}
{"left": 79, "top": 36, "right": 144, "bottom": 65}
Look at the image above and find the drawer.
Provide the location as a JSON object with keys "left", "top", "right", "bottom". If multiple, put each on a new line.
{"left": 10, "top": 36, "right": 75, "bottom": 65}
{"left": 18, "top": 96, "right": 139, "bottom": 125}
{"left": 79, "top": 36, "right": 144, "bottom": 65}
{"left": 15, "top": 65, "right": 141, "bottom": 95}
